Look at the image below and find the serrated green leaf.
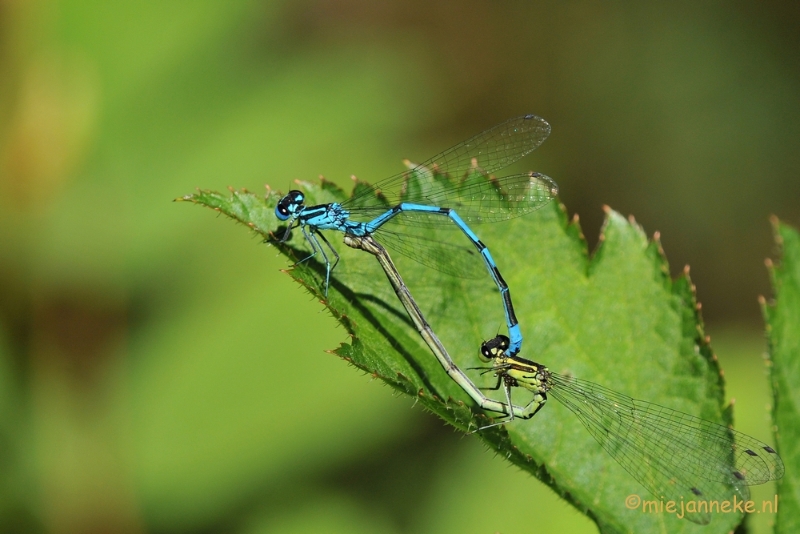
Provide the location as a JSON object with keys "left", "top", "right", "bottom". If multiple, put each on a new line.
{"left": 179, "top": 179, "right": 757, "bottom": 533}
{"left": 764, "top": 219, "right": 800, "bottom": 534}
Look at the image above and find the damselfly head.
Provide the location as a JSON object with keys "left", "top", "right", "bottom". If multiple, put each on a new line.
{"left": 479, "top": 334, "right": 510, "bottom": 362}
{"left": 275, "top": 190, "right": 305, "bottom": 221}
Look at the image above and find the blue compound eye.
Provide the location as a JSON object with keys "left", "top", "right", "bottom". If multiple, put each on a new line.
{"left": 275, "top": 190, "right": 304, "bottom": 221}
{"left": 275, "top": 202, "right": 290, "bottom": 221}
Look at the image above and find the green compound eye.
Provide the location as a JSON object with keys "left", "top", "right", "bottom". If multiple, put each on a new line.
{"left": 479, "top": 335, "right": 509, "bottom": 362}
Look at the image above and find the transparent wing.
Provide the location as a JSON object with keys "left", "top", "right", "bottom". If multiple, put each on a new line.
{"left": 372, "top": 224, "right": 487, "bottom": 280}
{"left": 344, "top": 171, "right": 558, "bottom": 227}
{"left": 344, "top": 114, "right": 553, "bottom": 220}
{"left": 548, "top": 373, "right": 783, "bottom": 525}
{"left": 414, "top": 113, "right": 550, "bottom": 177}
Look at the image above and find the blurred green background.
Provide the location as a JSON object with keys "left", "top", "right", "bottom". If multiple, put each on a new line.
{"left": 1, "top": 2, "right": 797, "bottom": 533}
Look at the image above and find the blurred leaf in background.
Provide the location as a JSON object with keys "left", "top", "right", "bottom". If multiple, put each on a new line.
{"left": 763, "top": 221, "right": 800, "bottom": 534}
{"left": 1, "top": 1, "right": 798, "bottom": 533}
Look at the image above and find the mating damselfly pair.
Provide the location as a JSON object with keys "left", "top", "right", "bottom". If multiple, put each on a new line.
{"left": 272, "top": 114, "right": 784, "bottom": 525}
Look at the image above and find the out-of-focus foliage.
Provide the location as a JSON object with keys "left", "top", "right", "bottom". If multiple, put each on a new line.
{"left": 764, "top": 220, "right": 800, "bottom": 534}
{"left": 0, "top": 1, "right": 796, "bottom": 533}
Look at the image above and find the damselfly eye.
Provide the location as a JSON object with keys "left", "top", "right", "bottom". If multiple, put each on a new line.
{"left": 479, "top": 335, "right": 509, "bottom": 361}
{"left": 275, "top": 190, "right": 305, "bottom": 221}
{"left": 275, "top": 202, "right": 290, "bottom": 221}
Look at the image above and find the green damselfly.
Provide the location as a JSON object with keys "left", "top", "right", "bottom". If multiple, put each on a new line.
{"left": 474, "top": 334, "right": 784, "bottom": 525}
